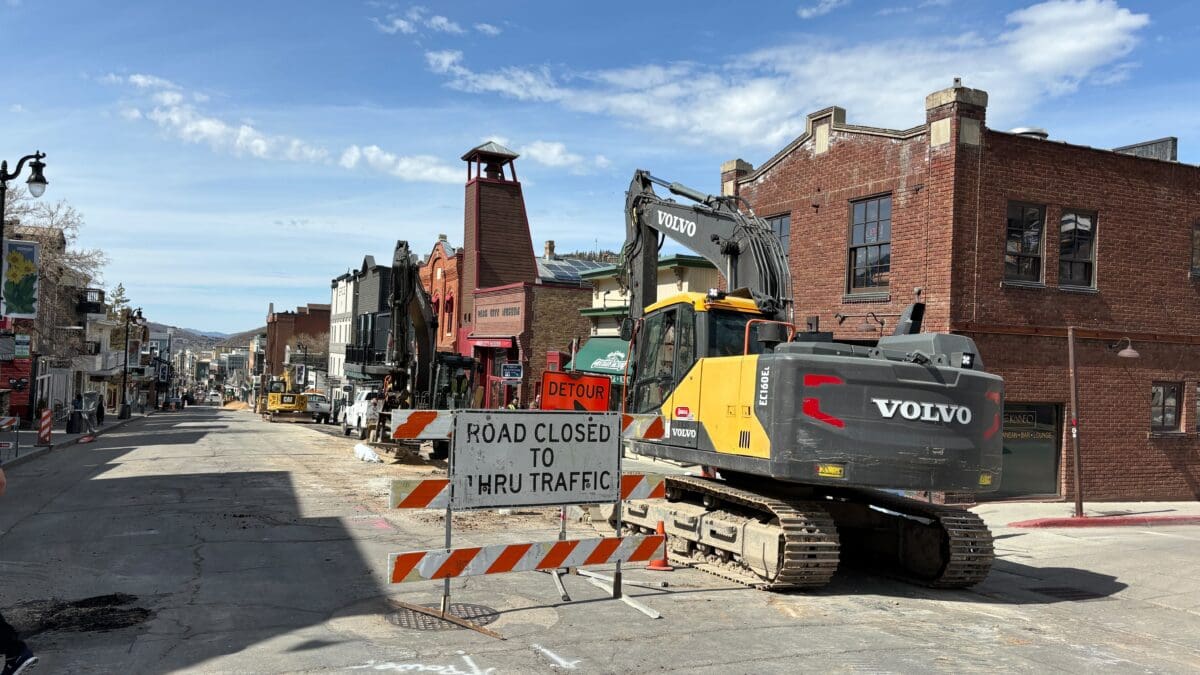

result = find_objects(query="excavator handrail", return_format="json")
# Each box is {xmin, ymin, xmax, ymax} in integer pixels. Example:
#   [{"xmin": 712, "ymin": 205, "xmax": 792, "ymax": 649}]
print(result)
[{"xmin": 744, "ymin": 319, "xmax": 796, "ymax": 355}]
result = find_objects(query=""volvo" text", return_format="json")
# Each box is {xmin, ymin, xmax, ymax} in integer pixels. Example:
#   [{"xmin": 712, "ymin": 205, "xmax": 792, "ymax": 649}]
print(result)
[
  {"xmin": 871, "ymin": 398, "xmax": 973, "ymax": 425},
  {"xmin": 657, "ymin": 211, "xmax": 697, "ymax": 237}
]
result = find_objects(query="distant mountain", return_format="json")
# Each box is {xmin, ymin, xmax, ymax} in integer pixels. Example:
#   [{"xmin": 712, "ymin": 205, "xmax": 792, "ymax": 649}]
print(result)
[
  {"xmin": 185, "ymin": 328, "xmax": 230, "ymax": 339},
  {"xmin": 216, "ymin": 326, "xmax": 267, "ymax": 348}
]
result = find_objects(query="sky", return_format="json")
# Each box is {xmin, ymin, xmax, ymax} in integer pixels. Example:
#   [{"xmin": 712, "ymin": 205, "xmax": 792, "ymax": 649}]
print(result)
[{"xmin": 1, "ymin": 0, "xmax": 1195, "ymax": 333}]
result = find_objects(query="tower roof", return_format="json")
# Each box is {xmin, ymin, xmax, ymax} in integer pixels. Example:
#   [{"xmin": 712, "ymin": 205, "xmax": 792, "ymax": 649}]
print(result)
[{"xmin": 461, "ymin": 141, "xmax": 519, "ymax": 161}]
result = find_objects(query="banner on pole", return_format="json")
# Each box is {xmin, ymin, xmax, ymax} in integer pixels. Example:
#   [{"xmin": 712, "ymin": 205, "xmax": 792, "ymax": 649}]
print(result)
[{"xmin": 2, "ymin": 240, "xmax": 39, "ymax": 319}]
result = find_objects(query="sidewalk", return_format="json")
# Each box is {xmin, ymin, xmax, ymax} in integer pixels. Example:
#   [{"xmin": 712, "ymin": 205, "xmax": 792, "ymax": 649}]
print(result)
[
  {"xmin": 0, "ymin": 409, "xmax": 154, "ymax": 467},
  {"xmin": 973, "ymin": 499, "xmax": 1200, "ymax": 528}
]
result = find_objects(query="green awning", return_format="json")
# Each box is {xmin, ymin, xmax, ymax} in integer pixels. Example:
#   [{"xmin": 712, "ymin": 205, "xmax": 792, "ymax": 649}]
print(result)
[{"xmin": 564, "ymin": 337, "xmax": 630, "ymax": 377}]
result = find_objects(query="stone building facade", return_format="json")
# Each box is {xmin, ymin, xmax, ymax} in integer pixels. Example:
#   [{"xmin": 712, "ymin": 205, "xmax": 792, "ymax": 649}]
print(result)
[{"xmin": 723, "ymin": 82, "xmax": 1200, "ymax": 500}]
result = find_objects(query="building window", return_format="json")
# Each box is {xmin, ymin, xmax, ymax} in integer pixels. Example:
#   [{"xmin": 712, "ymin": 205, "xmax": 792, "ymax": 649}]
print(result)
[
  {"xmin": 766, "ymin": 213, "xmax": 790, "ymax": 257},
  {"xmin": 1059, "ymin": 210, "xmax": 1096, "ymax": 287},
  {"xmin": 1192, "ymin": 223, "xmax": 1200, "ymax": 276},
  {"xmin": 444, "ymin": 297, "xmax": 454, "ymax": 336},
  {"xmin": 1005, "ymin": 202, "xmax": 1045, "ymax": 283},
  {"xmin": 847, "ymin": 195, "xmax": 891, "ymax": 292},
  {"xmin": 1150, "ymin": 382, "xmax": 1181, "ymax": 432}
]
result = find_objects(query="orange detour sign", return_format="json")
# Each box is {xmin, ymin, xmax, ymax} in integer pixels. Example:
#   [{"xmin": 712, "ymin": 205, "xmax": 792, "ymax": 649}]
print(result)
[{"xmin": 541, "ymin": 370, "xmax": 611, "ymax": 411}]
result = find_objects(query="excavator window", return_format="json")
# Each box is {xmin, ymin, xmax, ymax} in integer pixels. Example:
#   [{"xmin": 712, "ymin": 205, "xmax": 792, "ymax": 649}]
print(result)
[
  {"xmin": 708, "ymin": 310, "xmax": 764, "ymax": 357},
  {"xmin": 629, "ymin": 304, "xmax": 696, "ymax": 413}
]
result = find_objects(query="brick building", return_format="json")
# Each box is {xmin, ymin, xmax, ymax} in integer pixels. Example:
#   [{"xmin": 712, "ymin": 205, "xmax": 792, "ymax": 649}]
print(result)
[
  {"xmin": 264, "ymin": 303, "xmax": 330, "ymax": 380},
  {"xmin": 456, "ymin": 142, "xmax": 594, "ymax": 407},
  {"xmin": 723, "ymin": 81, "xmax": 1200, "ymax": 501},
  {"xmin": 418, "ymin": 235, "xmax": 463, "ymax": 353}
]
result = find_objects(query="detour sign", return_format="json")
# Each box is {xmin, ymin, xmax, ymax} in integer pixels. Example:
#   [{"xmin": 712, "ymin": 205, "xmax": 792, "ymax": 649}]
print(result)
[{"xmin": 542, "ymin": 370, "xmax": 612, "ymax": 411}]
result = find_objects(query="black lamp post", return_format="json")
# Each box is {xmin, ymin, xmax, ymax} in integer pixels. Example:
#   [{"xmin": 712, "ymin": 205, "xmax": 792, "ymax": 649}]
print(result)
[
  {"xmin": 119, "ymin": 307, "xmax": 143, "ymax": 419},
  {"xmin": 0, "ymin": 151, "xmax": 48, "ymax": 313}
]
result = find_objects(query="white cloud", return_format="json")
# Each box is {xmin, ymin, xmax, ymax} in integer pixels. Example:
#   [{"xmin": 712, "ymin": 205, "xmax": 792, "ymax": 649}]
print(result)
[
  {"xmin": 424, "ymin": 0, "xmax": 1151, "ymax": 148},
  {"xmin": 523, "ymin": 141, "xmax": 583, "ymax": 168},
  {"xmin": 153, "ymin": 90, "xmax": 184, "ymax": 106},
  {"xmin": 372, "ymin": 15, "xmax": 415, "ymax": 34},
  {"xmin": 339, "ymin": 144, "xmax": 461, "ymax": 183},
  {"xmin": 594, "ymin": 154, "xmax": 612, "ymax": 169},
  {"xmin": 120, "ymin": 107, "xmax": 142, "ymax": 120},
  {"xmin": 475, "ymin": 22, "xmax": 502, "ymax": 36},
  {"xmin": 144, "ymin": 103, "xmax": 329, "ymax": 162},
  {"xmin": 797, "ymin": 0, "xmax": 849, "ymax": 19},
  {"xmin": 128, "ymin": 73, "xmax": 180, "ymax": 90},
  {"xmin": 8, "ymin": 103, "xmax": 24, "ymax": 113},
  {"xmin": 426, "ymin": 15, "xmax": 464, "ymax": 34}
]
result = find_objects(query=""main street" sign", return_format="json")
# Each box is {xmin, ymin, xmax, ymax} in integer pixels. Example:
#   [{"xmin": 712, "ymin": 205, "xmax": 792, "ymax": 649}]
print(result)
[{"xmin": 451, "ymin": 410, "xmax": 620, "ymax": 509}]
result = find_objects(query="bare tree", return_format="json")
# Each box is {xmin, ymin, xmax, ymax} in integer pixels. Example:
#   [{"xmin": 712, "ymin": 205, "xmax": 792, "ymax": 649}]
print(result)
[{"xmin": 287, "ymin": 331, "xmax": 329, "ymax": 364}]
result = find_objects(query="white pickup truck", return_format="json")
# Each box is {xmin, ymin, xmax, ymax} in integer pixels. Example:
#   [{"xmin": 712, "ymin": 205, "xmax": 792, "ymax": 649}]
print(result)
[
  {"xmin": 340, "ymin": 388, "xmax": 381, "ymax": 439},
  {"xmin": 305, "ymin": 393, "xmax": 333, "ymax": 424}
]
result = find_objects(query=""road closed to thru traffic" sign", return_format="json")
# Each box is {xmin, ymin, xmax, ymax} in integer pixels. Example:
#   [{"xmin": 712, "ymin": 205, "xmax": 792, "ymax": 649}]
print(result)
[{"xmin": 451, "ymin": 410, "xmax": 621, "ymax": 509}]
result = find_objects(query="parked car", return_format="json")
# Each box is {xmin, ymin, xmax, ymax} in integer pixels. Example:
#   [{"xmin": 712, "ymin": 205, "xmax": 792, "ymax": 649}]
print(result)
[
  {"xmin": 305, "ymin": 392, "xmax": 332, "ymax": 424},
  {"xmin": 206, "ymin": 391, "xmax": 223, "ymax": 405}
]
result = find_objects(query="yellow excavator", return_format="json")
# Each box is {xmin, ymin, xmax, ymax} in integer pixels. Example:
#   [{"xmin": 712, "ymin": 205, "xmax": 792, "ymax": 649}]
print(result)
[{"xmin": 617, "ymin": 170, "xmax": 1003, "ymax": 589}]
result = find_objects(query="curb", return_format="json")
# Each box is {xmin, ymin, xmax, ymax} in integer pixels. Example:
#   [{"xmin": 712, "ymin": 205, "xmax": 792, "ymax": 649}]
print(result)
[
  {"xmin": 1008, "ymin": 514, "xmax": 1200, "ymax": 528},
  {"xmin": 0, "ymin": 413, "xmax": 152, "ymax": 469}
]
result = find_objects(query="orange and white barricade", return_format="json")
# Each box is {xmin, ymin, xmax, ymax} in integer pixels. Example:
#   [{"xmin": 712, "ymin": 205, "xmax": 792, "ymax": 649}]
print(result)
[
  {"xmin": 620, "ymin": 413, "xmax": 665, "ymax": 440},
  {"xmin": 389, "ymin": 410, "xmax": 454, "ymax": 441},
  {"xmin": 389, "ymin": 535, "xmax": 664, "ymax": 584},
  {"xmin": 390, "ymin": 474, "xmax": 666, "ymax": 510}
]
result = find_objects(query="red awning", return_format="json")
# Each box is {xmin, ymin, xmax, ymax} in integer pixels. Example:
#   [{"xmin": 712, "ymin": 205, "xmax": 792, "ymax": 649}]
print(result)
[{"xmin": 468, "ymin": 336, "xmax": 513, "ymax": 349}]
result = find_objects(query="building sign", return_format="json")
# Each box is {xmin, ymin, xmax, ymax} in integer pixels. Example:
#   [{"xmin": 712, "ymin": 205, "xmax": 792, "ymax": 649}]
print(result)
[
  {"xmin": 542, "ymin": 370, "xmax": 611, "ymax": 412},
  {"xmin": 13, "ymin": 334, "xmax": 30, "ymax": 359},
  {"xmin": 501, "ymin": 362, "xmax": 522, "ymax": 380},
  {"xmin": 590, "ymin": 350, "xmax": 627, "ymax": 372},
  {"xmin": 450, "ymin": 410, "xmax": 621, "ymax": 509},
  {"xmin": 2, "ymin": 240, "xmax": 39, "ymax": 319}
]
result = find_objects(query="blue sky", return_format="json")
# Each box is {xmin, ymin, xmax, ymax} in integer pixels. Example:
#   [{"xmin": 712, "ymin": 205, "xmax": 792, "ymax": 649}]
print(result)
[{"xmin": 1, "ymin": 0, "xmax": 1194, "ymax": 332}]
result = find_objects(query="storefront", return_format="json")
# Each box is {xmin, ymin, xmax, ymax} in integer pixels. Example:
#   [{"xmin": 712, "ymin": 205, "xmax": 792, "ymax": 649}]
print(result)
[
  {"xmin": 564, "ymin": 337, "xmax": 629, "ymax": 410},
  {"xmin": 991, "ymin": 403, "xmax": 1062, "ymax": 499},
  {"xmin": 467, "ymin": 336, "xmax": 519, "ymax": 409}
]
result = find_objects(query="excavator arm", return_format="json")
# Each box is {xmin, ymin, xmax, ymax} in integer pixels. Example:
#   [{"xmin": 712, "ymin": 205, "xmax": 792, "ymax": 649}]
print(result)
[
  {"xmin": 388, "ymin": 240, "xmax": 437, "ymax": 402},
  {"xmin": 622, "ymin": 170, "xmax": 793, "ymax": 321}
]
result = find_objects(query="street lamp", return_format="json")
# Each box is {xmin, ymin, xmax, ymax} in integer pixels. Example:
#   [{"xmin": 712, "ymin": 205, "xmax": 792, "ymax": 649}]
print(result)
[
  {"xmin": 1066, "ymin": 327, "xmax": 1140, "ymax": 518},
  {"xmin": 119, "ymin": 307, "xmax": 144, "ymax": 419},
  {"xmin": 0, "ymin": 151, "xmax": 48, "ymax": 313}
]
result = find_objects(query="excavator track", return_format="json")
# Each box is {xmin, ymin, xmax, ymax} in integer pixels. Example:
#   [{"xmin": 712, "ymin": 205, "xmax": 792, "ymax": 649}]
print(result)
[
  {"xmin": 622, "ymin": 475, "xmax": 840, "ymax": 590},
  {"xmin": 814, "ymin": 485, "xmax": 994, "ymax": 589}
]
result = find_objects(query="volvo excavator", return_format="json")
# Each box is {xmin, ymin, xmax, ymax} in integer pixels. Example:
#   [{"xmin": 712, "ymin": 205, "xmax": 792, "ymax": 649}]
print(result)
[{"xmin": 617, "ymin": 170, "xmax": 1003, "ymax": 590}]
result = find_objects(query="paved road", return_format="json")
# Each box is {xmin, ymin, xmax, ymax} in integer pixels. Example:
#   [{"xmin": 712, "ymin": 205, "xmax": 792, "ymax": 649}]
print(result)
[{"xmin": 2, "ymin": 408, "xmax": 1198, "ymax": 673}]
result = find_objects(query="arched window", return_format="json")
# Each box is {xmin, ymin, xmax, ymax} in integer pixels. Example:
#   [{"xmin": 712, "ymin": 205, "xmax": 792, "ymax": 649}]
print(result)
[
  {"xmin": 444, "ymin": 296, "xmax": 455, "ymax": 336},
  {"xmin": 431, "ymin": 297, "xmax": 441, "ymax": 329}
]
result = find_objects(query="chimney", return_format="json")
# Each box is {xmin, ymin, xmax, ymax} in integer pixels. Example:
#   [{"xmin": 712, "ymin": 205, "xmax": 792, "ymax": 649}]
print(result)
[
  {"xmin": 438, "ymin": 233, "xmax": 448, "ymax": 241},
  {"xmin": 544, "ymin": 240, "xmax": 556, "ymax": 260},
  {"xmin": 926, "ymin": 78, "xmax": 987, "ymax": 149},
  {"xmin": 720, "ymin": 159, "xmax": 753, "ymax": 197}
]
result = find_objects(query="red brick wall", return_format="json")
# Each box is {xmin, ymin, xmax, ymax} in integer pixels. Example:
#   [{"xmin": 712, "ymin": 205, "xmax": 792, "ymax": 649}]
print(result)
[
  {"xmin": 419, "ymin": 242, "xmax": 463, "ymax": 352},
  {"xmin": 975, "ymin": 333, "xmax": 1200, "ymax": 500},
  {"xmin": 954, "ymin": 131, "xmax": 1200, "ymax": 332},
  {"xmin": 475, "ymin": 180, "xmax": 538, "ymax": 289},
  {"xmin": 731, "ymin": 88, "xmax": 1200, "ymax": 500},
  {"xmin": 736, "ymin": 120, "xmax": 945, "ymax": 335},
  {"xmin": 528, "ymin": 285, "xmax": 593, "ymax": 403}
]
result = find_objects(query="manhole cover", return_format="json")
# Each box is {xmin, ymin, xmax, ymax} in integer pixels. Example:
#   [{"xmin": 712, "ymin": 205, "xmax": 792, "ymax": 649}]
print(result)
[
  {"xmin": 387, "ymin": 603, "xmax": 499, "ymax": 631},
  {"xmin": 1027, "ymin": 586, "xmax": 1107, "ymax": 601}
]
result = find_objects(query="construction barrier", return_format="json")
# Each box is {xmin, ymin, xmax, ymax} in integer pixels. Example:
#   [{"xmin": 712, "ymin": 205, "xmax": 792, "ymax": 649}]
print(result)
[
  {"xmin": 389, "ymin": 409, "xmax": 454, "ymax": 441},
  {"xmin": 389, "ymin": 473, "xmax": 665, "ymax": 510},
  {"xmin": 0, "ymin": 416, "xmax": 19, "ymax": 431},
  {"xmin": 37, "ymin": 409, "xmax": 52, "ymax": 446},
  {"xmin": 389, "ymin": 535, "xmax": 664, "ymax": 584},
  {"xmin": 620, "ymin": 413, "xmax": 664, "ymax": 440}
]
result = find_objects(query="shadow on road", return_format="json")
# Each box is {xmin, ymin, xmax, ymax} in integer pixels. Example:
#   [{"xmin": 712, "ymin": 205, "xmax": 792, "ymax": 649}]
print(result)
[{"xmin": 0, "ymin": 407, "xmax": 389, "ymax": 672}]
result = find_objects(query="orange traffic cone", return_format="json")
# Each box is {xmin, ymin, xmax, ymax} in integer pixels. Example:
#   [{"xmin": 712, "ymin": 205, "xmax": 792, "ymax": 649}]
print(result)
[{"xmin": 646, "ymin": 520, "xmax": 674, "ymax": 571}]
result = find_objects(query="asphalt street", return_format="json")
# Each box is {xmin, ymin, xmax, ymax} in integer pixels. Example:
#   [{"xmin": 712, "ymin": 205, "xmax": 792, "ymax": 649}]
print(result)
[{"xmin": 1, "ymin": 407, "xmax": 1199, "ymax": 673}]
